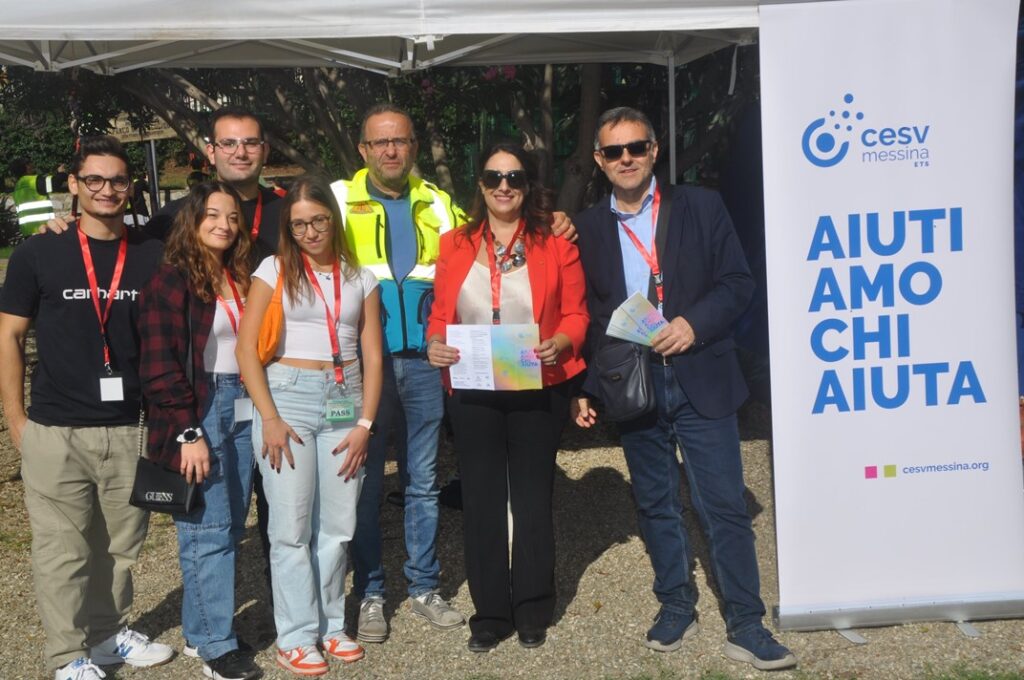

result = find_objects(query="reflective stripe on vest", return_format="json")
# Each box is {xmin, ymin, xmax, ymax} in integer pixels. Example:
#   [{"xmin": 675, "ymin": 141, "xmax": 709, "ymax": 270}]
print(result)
[
  {"xmin": 364, "ymin": 262, "xmax": 436, "ymax": 282},
  {"xmin": 16, "ymin": 199, "xmax": 53, "ymax": 212},
  {"xmin": 19, "ymin": 212, "xmax": 55, "ymax": 226}
]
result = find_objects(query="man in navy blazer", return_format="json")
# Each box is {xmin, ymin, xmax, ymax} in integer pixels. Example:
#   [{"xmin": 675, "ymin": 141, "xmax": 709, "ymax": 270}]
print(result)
[{"xmin": 573, "ymin": 107, "xmax": 796, "ymax": 671}]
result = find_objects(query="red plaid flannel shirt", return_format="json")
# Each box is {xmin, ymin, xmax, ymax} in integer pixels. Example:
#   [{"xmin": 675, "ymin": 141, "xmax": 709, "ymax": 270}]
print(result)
[{"xmin": 138, "ymin": 263, "xmax": 215, "ymax": 468}]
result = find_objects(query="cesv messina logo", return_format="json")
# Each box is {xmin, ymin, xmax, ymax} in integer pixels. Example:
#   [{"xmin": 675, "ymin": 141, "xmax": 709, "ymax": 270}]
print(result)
[
  {"xmin": 801, "ymin": 93, "xmax": 864, "ymax": 167},
  {"xmin": 801, "ymin": 93, "xmax": 932, "ymax": 168}
]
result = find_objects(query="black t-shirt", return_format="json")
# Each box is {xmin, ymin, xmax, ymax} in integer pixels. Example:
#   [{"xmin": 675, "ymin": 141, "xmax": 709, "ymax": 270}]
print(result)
[
  {"xmin": 0, "ymin": 224, "xmax": 163, "ymax": 426},
  {"xmin": 144, "ymin": 186, "xmax": 283, "ymax": 258}
]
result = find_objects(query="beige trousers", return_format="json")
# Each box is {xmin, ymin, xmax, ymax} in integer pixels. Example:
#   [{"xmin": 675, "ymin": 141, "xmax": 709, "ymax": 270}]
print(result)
[{"xmin": 20, "ymin": 420, "xmax": 149, "ymax": 671}]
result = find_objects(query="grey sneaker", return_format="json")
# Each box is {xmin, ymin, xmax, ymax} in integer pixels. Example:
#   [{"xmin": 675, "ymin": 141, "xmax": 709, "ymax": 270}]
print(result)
[
  {"xmin": 410, "ymin": 591, "xmax": 465, "ymax": 629},
  {"xmin": 357, "ymin": 597, "xmax": 389, "ymax": 643}
]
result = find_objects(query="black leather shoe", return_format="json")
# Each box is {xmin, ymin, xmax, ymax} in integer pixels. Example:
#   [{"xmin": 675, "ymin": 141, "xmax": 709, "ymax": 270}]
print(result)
[
  {"xmin": 467, "ymin": 630, "xmax": 511, "ymax": 653},
  {"xmin": 518, "ymin": 630, "xmax": 546, "ymax": 649}
]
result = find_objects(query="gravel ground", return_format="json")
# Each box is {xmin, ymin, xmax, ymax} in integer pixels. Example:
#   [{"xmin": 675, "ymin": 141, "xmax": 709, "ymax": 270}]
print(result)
[{"xmin": 2, "ymin": 402, "xmax": 1024, "ymax": 680}]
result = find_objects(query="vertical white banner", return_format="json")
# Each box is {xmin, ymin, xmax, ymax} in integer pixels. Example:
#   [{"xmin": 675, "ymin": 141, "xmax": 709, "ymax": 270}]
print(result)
[{"xmin": 761, "ymin": 0, "xmax": 1024, "ymax": 629}]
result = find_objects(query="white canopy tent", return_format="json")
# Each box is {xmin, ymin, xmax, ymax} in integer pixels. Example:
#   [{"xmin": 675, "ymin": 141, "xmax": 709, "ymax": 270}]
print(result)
[
  {"xmin": 2, "ymin": 2, "xmax": 759, "ymax": 75},
  {"xmin": 0, "ymin": 1, "xmax": 770, "ymax": 182}
]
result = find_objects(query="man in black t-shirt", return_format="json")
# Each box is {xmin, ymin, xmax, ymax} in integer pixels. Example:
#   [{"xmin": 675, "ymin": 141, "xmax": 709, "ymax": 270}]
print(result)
[
  {"xmin": 145, "ymin": 106, "xmax": 284, "ymax": 258},
  {"xmin": 0, "ymin": 137, "xmax": 172, "ymax": 680}
]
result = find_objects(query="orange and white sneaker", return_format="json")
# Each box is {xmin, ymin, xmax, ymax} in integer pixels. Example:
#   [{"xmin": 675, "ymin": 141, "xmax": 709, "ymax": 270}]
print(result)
[
  {"xmin": 276, "ymin": 645, "xmax": 328, "ymax": 676},
  {"xmin": 321, "ymin": 633, "xmax": 365, "ymax": 663}
]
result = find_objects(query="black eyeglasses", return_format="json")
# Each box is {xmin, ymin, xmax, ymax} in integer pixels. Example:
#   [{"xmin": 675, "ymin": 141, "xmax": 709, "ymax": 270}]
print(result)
[
  {"xmin": 288, "ymin": 214, "xmax": 331, "ymax": 236},
  {"xmin": 77, "ymin": 174, "xmax": 131, "ymax": 193},
  {"xmin": 480, "ymin": 169, "xmax": 527, "ymax": 190},
  {"xmin": 598, "ymin": 140, "xmax": 653, "ymax": 161},
  {"xmin": 361, "ymin": 137, "xmax": 415, "ymax": 152},
  {"xmin": 213, "ymin": 138, "xmax": 265, "ymax": 153}
]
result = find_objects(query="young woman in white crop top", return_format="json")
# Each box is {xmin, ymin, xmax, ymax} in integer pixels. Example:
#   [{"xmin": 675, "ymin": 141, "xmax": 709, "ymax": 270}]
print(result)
[{"xmin": 236, "ymin": 174, "xmax": 382, "ymax": 674}]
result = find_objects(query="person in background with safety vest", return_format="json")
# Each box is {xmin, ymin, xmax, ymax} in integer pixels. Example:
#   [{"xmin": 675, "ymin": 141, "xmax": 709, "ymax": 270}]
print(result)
[
  {"xmin": 334, "ymin": 104, "xmax": 577, "ymax": 646},
  {"xmin": 8, "ymin": 158, "xmax": 68, "ymax": 237}
]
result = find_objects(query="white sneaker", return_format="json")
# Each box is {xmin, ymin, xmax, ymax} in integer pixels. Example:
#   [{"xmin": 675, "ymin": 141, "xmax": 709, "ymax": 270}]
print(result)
[
  {"xmin": 55, "ymin": 657, "xmax": 106, "ymax": 680},
  {"xmin": 90, "ymin": 627, "xmax": 174, "ymax": 667},
  {"xmin": 183, "ymin": 642, "xmax": 200, "ymax": 658}
]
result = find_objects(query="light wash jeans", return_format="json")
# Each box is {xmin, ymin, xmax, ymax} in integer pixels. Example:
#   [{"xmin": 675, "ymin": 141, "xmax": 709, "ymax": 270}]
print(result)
[
  {"xmin": 175, "ymin": 374, "xmax": 254, "ymax": 661},
  {"xmin": 352, "ymin": 356, "xmax": 443, "ymax": 599},
  {"xmin": 254, "ymin": 362, "xmax": 365, "ymax": 650}
]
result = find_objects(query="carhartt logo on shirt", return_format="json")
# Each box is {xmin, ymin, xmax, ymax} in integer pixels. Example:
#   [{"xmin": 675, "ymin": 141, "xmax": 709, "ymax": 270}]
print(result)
[{"xmin": 62, "ymin": 288, "xmax": 140, "ymax": 301}]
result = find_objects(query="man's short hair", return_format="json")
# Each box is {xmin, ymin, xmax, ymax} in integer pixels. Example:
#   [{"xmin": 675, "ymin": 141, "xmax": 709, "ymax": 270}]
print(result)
[
  {"xmin": 207, "ymin": 106, "xmax": 264, "ymax": 141},
  {"xmin": 360, "ymin": 103, "xmax": 415, "ymax": 142},
  {"xmin": 8, "ymin": 157, "xmax": 31, "ymax": 178},
  {"xmin": 70, "ymin": 136, "xmax": 131, "ymax": 176},
  {"xmin": 593, "ymin": 107, "xmax": 657, "ymax": 150}
]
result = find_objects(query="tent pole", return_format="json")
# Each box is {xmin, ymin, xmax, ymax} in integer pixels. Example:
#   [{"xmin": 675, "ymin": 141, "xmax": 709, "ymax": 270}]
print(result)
[{"xmin": 667, "ymin": 52, "xmax": 677, "ymax": 185}]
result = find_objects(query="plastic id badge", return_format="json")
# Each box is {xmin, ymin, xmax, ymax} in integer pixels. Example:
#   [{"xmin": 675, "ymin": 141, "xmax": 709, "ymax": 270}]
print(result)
[
  {"xmin": 326, "ymin": 397, "xmax": 356, "ymax": 423},
  {"xmin": 234, "ymin": 397, "xmax": 254, "ymax": 423},
  {"xmin": 99, "ymin": 374, "xmax": 125, "ymax": 402}
]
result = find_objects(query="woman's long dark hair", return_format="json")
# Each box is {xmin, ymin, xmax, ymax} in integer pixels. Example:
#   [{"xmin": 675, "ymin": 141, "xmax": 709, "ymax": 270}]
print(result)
[
  {"xmin": 277, "ymin": 174, "xmax": 358, "ymax": 303},
  {"xmin": 164, "ymin": 180, "xmax": 252, "ymax": 303},
  {"xmin": 461, "ymin": 142, "xmax": 554, "ymax": 244}
]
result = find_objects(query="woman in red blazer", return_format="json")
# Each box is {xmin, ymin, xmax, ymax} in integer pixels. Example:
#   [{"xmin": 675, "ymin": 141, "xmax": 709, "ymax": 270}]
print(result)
[{"xmin": 426, "ymin": 142, "xmax": 588, "ymax": 653}]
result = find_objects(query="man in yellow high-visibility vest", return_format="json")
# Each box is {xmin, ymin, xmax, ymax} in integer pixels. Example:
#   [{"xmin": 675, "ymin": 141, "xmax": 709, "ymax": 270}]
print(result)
[{"xmin": 9, "ymin": 158, "xmax": 68, "ymax": 237}]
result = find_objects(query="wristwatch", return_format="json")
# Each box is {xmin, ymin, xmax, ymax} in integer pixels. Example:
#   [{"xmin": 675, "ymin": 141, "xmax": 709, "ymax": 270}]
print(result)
[
  {"xmin": 176, "ymin": 427, "xmax": 203, "ymax": 444},
  {"xmin": 357, "ymin": 418, "xmax": 377, "ymax": 435}
]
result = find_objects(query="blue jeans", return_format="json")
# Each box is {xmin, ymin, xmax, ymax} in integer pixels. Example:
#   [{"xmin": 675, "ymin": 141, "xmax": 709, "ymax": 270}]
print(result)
[
  {"xmin": 618, "ymin": 363, "xmax": 766, "ymax": 635},
  {"xmin": 254, "ymin": 363, "xmax": 365, "ymax": 650},
  {"xmin": 352, "ymin": 356, "xmax": 443, "ymax": 599},
  {"xmin": 175, "ymin": 374, "xmax": 254, "ymax": 661}
]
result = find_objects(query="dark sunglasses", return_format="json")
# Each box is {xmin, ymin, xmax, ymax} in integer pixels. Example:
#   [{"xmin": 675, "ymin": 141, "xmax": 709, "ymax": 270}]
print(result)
[
  {"xmin": 480, "ymin": 169, "xmax": 527, "ymax": 190},
  {"xmin": 598, "ymin": 140, "xmax": 653, "ymax": 161}
]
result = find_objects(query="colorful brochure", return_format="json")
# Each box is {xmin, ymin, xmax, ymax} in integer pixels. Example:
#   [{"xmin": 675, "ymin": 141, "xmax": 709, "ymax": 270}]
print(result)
[
  {"xmin": 447, "ymin": 323, "xmax": 542, "ymax": 391},
  {"xmin": 605, "ymin": 292, "xmax": 668, "ymax": 346}
]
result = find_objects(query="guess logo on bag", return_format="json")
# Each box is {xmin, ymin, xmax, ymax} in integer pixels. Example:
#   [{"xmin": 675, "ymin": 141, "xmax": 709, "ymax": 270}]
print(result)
[{"xmin": 144, "ymin": 491, "xmax": 175, "ymax": 503}]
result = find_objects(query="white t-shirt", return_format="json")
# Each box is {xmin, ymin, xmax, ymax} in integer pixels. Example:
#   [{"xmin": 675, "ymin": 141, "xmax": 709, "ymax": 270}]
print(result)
[
  {"xmin": 253, "ymin": 256, "xmax": 378, "ymax": 362},
  {"xmin": 203, "ymin": 298, "xmax": 242, "ymax": 374}
]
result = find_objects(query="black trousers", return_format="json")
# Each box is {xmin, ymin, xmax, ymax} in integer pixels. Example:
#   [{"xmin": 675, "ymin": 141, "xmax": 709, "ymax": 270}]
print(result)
[{"xmin": 448, "ymin": 382, "xmax": 570, "ymax": 637}]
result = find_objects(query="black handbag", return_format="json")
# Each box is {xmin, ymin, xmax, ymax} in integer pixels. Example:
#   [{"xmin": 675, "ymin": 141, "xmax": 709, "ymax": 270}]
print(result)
[
  {"xmin": 129, "ymin": 292, "xmax": 203, "ymax": 515},
  {"xmin": 129, "ymin": 411, "xmax": 204, "ymax": 514},
  {"xmin": 592, "ymin": 341, "xmax": 655, "ymax": 422}
]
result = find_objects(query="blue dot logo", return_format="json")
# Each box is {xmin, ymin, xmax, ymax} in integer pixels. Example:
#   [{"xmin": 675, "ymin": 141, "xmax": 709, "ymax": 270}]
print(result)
[{"xmin": 801, "ymin": 93, "xmax": 864, "ymax": 168}]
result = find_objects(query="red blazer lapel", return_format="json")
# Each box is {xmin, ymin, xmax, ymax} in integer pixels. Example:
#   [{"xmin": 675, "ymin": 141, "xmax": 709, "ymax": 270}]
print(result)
[{"xmin": 526, "ymin": 235, "xmax": 547, "ymax": 325}]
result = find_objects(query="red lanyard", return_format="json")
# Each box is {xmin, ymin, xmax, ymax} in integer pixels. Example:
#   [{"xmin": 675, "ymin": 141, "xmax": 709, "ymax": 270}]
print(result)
[
  {"xmin": 617, "ymin": 186, "xmax": 663, "ymax": 304},
  {"xmin": 215, "ymin": 271, "xmax": 245, "ymax": 336},
  {"xmin": 484, "ymin": 219, "xmax": 526, "ymax": 325},
  {"xmin": 249, "ymin": 191, "xmax": 264, "ymax": 239},
  {"xmin": 76, "ymin": 227, "xmax": 128, "ymax": 374},
  {"xmin": 302, "ymin": 255, "xmax": 345, "ymax": 384}
]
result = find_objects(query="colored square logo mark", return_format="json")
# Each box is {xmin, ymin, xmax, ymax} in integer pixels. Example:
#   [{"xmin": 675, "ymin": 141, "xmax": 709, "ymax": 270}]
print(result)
[
  {"xmin": 884, "ymin": 464, "xmax": 897, "ymax": 478},
  {"xmin": 864, "ymin": 466, "xmax": 878, "ymax": 479}
]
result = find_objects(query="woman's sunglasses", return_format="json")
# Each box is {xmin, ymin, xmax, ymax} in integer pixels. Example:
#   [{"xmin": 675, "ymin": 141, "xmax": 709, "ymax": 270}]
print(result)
[
  {"xmin": 598, "ymin": 140, "xmax": 653, "ymax": 161},
  {"xmin": 480, "ymin": 169, "xmax": 527, "ymax": 190}
]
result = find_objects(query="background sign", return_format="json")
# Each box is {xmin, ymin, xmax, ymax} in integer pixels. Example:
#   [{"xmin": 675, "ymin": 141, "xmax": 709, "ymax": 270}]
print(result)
[{"xmin": 760, "ymin": 0, "xmax": 1024, "ymax": 629}]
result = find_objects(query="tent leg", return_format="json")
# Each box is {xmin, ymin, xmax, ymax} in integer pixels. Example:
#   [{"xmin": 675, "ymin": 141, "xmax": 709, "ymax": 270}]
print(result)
[
  {"xmin": 668, "ymin": 53, "xmax": 677, "ymax": 186},
  {"xmin": 147, "ymin": 139, "xmax": 161, "ymax": 210}
]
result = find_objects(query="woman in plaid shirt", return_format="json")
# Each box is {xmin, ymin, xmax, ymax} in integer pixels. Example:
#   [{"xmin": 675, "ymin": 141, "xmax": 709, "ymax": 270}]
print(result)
[{"xmin": 138, "ymin": 181, "xmax": 262, "ymax": 680}]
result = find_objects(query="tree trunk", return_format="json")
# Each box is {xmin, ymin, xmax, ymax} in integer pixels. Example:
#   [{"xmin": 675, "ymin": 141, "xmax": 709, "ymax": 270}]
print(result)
[
  {"xmin": 557, "ymin": 64, "xmax": 602, "ymax": 214},
  {"xmin": 303, "ymin": 68, "xmax": 361, "ymax": 176},
  {"xmin": 539, "ymin": 64, "xmax": 555, "ymax": 187},
  {"xmin": 423, "ymin": 117, "xmax": 454, "ymax": 195}
]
